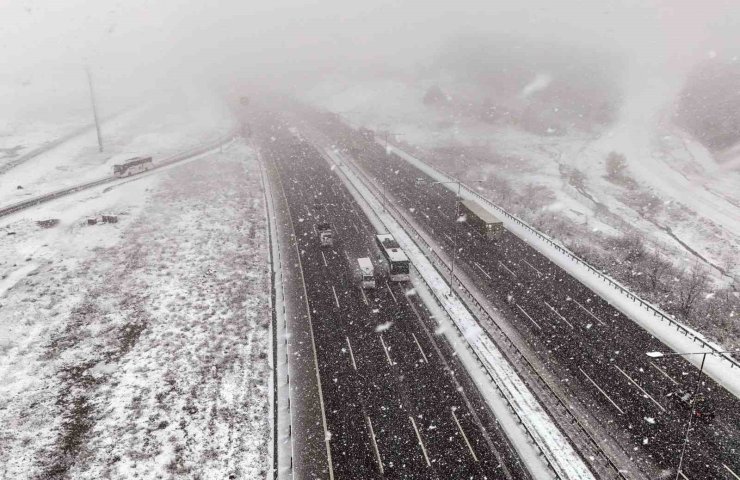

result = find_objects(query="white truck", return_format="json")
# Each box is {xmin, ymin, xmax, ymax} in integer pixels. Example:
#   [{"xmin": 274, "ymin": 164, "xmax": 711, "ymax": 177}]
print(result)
[
  {"xmin": 315, "ymin": 222, "xmax": 334, "ymax": 247},
  {"xmin": 357, "ymin": 257, "xmax": 376, "ymax": 289}
]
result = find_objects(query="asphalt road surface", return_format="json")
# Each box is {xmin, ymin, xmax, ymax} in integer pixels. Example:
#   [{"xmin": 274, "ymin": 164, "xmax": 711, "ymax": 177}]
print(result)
[
  {"xmin": 313, "ymin": 116, "xmax": 740, "ymax": 480},
  {"xmin": 257, "ymin": 114, "xmax": 532, "ymax": 480}
]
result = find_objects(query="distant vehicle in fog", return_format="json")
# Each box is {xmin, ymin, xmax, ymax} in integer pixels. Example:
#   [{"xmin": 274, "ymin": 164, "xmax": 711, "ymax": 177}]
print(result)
[
  {"xmin": 459, "ymin": 199, "xmax": 504, "ymax": 240},
  {"xmin": 315, "ymin": 222, "xmax": 334, "ymax": 247},
  {"xmin": 113, "ymin": 156, "xmax": 153, "ymax": 177},
  {"xmin": 359, "ymin": 127, "xmax": 375, "ymax": 141}
]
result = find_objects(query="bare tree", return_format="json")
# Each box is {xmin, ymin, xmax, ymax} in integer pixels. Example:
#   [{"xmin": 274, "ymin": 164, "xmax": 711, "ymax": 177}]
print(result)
[
  {"xmin": 644, "ymin": 248, "xmax": 670, "ymax": 293},
  {"xmin": 676, "ymin": 262, "xmax": 709, "ymax": 317}
]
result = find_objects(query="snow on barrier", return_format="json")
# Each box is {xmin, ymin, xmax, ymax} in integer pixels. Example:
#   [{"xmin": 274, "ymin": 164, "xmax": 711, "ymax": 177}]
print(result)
[
  {"xmin": 384, "ymin": 142, "xmax": 740, "ymax": 399},
  {"xmin": 322, "ymin": 146, "xmax": 595, "ymax": 480}
]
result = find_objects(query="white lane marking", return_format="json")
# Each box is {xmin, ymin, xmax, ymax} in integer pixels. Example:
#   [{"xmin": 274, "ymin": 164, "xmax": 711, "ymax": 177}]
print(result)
[
  {"xmin": 352, "ymin": 222, "xmax": 360, "ymax": 233},
  {"xmin": 579, "ymin": 367, "xmax": 625, "ymax": 415},
  {"xmin": 411, "ymin": 333, "xmax": 428, "ymax": 364},
  {"xmin": 332, "ymin": 285, "xmax": 340, "ymax": 308},
  {"xmin": 321, "ymin": 251, "xmax": 328, "ymax": 267},
  {"xmin": 278, "ymin": 179, "xmax": 335, "ymax": 479},
  {"xmin": 409, "ymin": 416, "xmax": 431, "ymax": 467},
  {"xmin": 366, "ymin": 416, "xmax": 384, "ymax": 474},
  {"xmin": 360, "ymin": 286, "xmax": 369, "ymax": 305},
  {"xmin": 515, "ymin": 304, "xmax": 542, "ymax": 330},
  {"xmin": 499, "ymin": 261, "xmax": 517, "ymax": 278},
  {"xmin": 346, "ymin": 337, "xmax": 357, "ymax": 371},
  {"xmin": 385, "ymin": 281, "xmax": 398, "ymax": 303},
  {"xmin": 451, "ymin": 408, "xmax": 479, "ymax": 462},
  {"xmin": 523, "ymin": 259, "xmax": 543, "ymax": 276},
  {"xmin": 406, "ymin": 297, "xmax": 506, "ymax": 469},
  {"xmin": 474, "ymin": 261, "xmax": 491, "ymax": 279},
  {"xmin": 379, "ymin": 334, "xmax": 393, "ymax": 366},
  {"xmin": 614, "ymin": 365, "xmax": 666, "ymax": 412},
  {"xmin": 723, "ymin": 463, "xmax": 740, "ymax": 480},
  {"xmin": 443, "ymin": 232, "xmax": 454, "ymax": 242},
  {"xmin": 544, "ymin": 301, "xmax": 574, "ymax": 329},
  {"xmin": 679, "ymin": 471, "xmax": 690, "ymax": 480},
  {"xmin": 574, "ymin": 299, "xmax": 606, "ymax": 326},
  {"xmin": 649, "ymin": 360, "xmax": 679, "ymax": 385}
]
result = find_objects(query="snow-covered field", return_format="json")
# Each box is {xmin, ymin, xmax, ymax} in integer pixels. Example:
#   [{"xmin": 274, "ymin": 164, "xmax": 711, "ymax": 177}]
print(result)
[
  {"xmin": 0, "ymin": 93, "xmax": 235, "ymax": 207},
  {"xmin": 0, "ymin": 143, "xmax": 270, "ymax": 478}
]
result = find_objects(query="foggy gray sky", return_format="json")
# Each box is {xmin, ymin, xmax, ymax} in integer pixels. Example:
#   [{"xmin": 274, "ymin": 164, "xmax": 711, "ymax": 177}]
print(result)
[{"xmin": 2, "ymin": 0, "xmax": 739, "ymax": 116}]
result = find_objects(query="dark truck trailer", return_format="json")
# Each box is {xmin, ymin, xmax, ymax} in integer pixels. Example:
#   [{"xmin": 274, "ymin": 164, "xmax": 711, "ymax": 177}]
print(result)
[
  {"xmin": 459, "ymin": 199, "xmax": 504, "ymax": 240},
  {"xmin": 113, "ymin": 156, "xmax": 153, "ymax": 177}
]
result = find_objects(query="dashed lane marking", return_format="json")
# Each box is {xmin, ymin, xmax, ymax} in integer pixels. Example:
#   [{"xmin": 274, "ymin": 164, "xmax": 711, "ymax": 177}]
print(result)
[
  {"xmin": 346, "ymin": 337, "xmax": 357, "ymax": 371},
  {"xmin": 648, "ymin": 360, "xmax": 679, "ymax": 385},
  {"xmin": 321, "ymin": 251, "xmax": 328, "ymax": 267},
  {"xmin": 332, "ymin": 285, "xmax": 340, "ymax": 308},
  {"xmin": 614, "ymin": 365, "xmax": 665, "ymax": 412},
  {"xmin": 379, "ymin": 334, "xmax": 393, "ymax": 366},
  {"xmin": 366, "ymin": 416, "xmax": 384, "ymax": 474},
  {"xmin": 724, "ymin": 463, "xmax": 740, "ymax": 480},
  {"xmin": 385, "ymin": 281, "xmax": 398, "ymax": 303},
  {"xmin": 499, "ymin": 261, "xmax": 517, "ymax": 278},
  {"xmin": 579, "ymin": 367, "xmax": 625, "ymax": 415},
  {"xmin": 409, "ymin": 416, "xmax": 431, "ymax": 467},
  {"xmin": 474, "ymin": 261, "xmax": 491, "ymax": 279},
  {"xmin": 544, "ymin": 301, "xmax": 574, "ymax": 329},
  {"xmin": 411, "ymin": 333, "xmax": 428, "ymax": 364},
  {"xmin": 573, "ymin": 299, "xmax": 607, "ymax": 326},
  {"xmin": 451, "ymin": 408, "xmax": 479, "ymax": 462},
  {"xmin": 515, "ymin": 304, "xmax": 542, "ymax": 330},
  {"xmin": 360, "ymin": 286, "xmax": 369, "ymax": 305},
  {"xmin": 522, "ymin": 259, "xmax": 543, "ymax": 276}
]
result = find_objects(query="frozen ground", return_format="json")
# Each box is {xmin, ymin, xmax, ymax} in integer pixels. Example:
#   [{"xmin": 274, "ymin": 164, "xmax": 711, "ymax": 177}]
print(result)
[{"xmin": 0, "ymin": 143, "xmax": 270, "ymax": 478}]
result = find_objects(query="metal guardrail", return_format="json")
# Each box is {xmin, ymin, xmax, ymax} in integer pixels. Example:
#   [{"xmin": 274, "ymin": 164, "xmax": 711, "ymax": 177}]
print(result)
[
  {"xmin": 0, "ymin": 133, "xmax": 236, "ymax": 218},
  {"xmin": 385, "ymin": 143, "xmax": 739, "ymax": 371},
  {"xmin": 339, "ymin": 151, "xmax": 628, "ymax": 480}
]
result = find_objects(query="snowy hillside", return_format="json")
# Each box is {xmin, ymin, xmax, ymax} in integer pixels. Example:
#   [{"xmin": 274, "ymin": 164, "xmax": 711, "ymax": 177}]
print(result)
[{"xmin": 304, "ymin": 76, "xmax": 740, "ymax": 349}]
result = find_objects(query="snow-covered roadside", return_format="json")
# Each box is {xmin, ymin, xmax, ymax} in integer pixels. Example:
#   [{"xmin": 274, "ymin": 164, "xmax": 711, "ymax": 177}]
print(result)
[
  {"xmin": 0, "ymin": 96, "xmax": 235, "ymax": 207},
  {"xmin": 0, "ymin": 143, "xmax": 270, "ymax": 478},
  {"xmin": 387, "ymin": 142, "xmax": 740, "ymax": 399},
  {"xmin": 317, "ymin": 144, "xmax": 593, "ymax": 480}
]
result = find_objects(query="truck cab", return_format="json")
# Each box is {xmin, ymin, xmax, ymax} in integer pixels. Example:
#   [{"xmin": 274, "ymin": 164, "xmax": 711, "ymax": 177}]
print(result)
[
  {"xmin": 315, "ymin": 222, "xmax": 334, "ymax": 247},
  {"xmin": 357, "ymin": 257, "xmax": 376, "ymax": 289}
]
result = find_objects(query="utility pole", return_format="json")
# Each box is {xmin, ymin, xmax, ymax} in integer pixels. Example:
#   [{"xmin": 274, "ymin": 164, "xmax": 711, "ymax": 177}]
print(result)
[{"xmin": 86, "ymin": 67, "xmax": 103, "ymax": 152}]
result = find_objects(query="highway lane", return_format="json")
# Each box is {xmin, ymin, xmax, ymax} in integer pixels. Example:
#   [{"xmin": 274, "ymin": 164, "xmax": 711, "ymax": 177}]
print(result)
[
  {"xmin": 259, "ymin": 116, "xmax": 530, "ymax": 479},
  {"xmin": 323, "ymin": 120, "xmax": 740, "ymax": 480}
]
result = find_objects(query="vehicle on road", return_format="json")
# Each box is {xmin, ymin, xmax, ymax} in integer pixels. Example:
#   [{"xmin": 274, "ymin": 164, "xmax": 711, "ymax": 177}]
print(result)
[
  {"xmin": 668, "ymin": 389, "xmax": 716, "ymax": 422},
  {"xmin": 375, "ymin": 233, "xmax": 410, "ymax": 281},
  {"xmin": 113, "ymin": 156, "xmax": 153, "ymax": 177},
  {"xmin": 459, "ymin": 199, "xmax": 505, "ymax": 240},
  {"xmin": 315, "ymin": 222, "xmax": 334, "ymax": 247},
  {"xmin": 359, "ymin": 127, "xmax": 375, "ymax": 141},
  {"xmin": 357, "ymin": 257, "xmax": 376, "ymax": 289}
]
